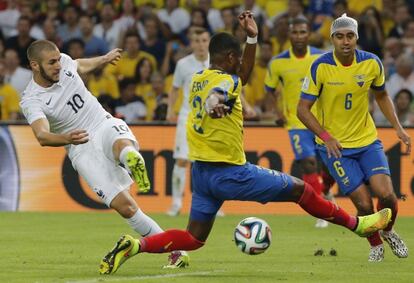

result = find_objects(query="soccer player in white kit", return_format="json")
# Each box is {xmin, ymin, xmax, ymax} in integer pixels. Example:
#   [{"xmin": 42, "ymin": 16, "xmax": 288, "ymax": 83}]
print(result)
[
  {"xmin": 166, "ymin": 27, "xmax": 210, "ymax": 216},
  {"xmin": 20, "ymin": 40, "xmax": 189, "ymax": 269}
]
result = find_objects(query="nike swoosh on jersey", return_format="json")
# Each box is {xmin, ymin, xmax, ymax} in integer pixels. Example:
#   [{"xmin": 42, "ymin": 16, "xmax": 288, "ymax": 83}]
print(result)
[{"xmin": 45, "ymin": 97, "xmax": 52, "ymax": 105}]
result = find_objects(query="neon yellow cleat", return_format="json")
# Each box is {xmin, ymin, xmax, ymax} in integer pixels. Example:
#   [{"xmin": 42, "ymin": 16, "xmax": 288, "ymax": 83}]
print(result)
[
  {"xmin": 163, "ymin": 251, "xmax": 190, "ymax": 269},
  {"xmin": 354, "ymin": 208, "xmax": 392, "ymax": 237},
  {"xmin": 126, "ymin": 151, "xmax": 150, "ymax": 193},
  {"xmin": 99, "ymin": 235, "xmax": 140, "ymax": 275}
]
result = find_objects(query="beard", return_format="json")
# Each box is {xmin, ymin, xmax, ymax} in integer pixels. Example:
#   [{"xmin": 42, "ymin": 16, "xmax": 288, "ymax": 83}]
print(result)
[{"xmin": 40, "ymin": 65, "xmax": 59, "ymax": 84}]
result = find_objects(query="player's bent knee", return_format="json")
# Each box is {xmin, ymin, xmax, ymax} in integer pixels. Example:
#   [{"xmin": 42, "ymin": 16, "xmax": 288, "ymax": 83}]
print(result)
[
  {"xmin": 290, "ymin": 176, "xmax": 305, "ymax": 202},
  {"xmin": 118, "ymin": 204, "xmax": 138, "ymax": 218}
]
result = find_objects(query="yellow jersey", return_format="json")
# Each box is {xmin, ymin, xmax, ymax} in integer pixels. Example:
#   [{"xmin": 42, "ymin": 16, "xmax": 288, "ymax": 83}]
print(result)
[
  {"xmin": 104, "ymin": 51, "xmax": 157, "ymax": 79},
  {"xmin": 0, "ymin": 84, "xmax": 20, "ymax": 120},
  {"xmin": 187, "ymin": 69, "xmax": 245, "ymax": 165},
  {"xmin": 301, "ymin": 49, "xmax": 385, "ymax": 148},
  {"xmin": 265, "ymin": 46, "xmax": 323, "ymax": 129}
]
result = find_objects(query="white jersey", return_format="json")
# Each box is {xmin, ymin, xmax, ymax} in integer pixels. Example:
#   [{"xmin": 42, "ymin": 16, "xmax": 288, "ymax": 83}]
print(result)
[
  {"xmin": 173, "ymin": 54, "xmax": 209, "ymax": 121},
  {"xmin": 20, "ymin": 53, "xmax": 108, "ymax": 150}
]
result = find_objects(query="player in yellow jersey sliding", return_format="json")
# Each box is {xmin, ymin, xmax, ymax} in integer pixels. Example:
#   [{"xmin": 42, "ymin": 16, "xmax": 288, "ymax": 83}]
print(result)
[
  {"xmin": 99, "ymin": 11, "xmax": 392, "ymax": 275},
  {"xmin": 298, "ymin": 14, "xmax": 411, "ymax": 262}
]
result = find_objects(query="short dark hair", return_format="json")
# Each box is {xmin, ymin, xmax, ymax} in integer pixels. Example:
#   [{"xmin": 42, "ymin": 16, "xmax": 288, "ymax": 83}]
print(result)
[
  {"xmin": 289, "ymin": 16, "xmax": 309, "ymax": 26},
  {"xmin": 27, "ymin": 40, "xmax": 58, "ymax": 62},
  {"xmin": 119, "ymin": 78, "xmax": 136, "ymax": 91},
  {"xmin": 209, "ymin": 32, "xmax": 241, "ymax": 58}
]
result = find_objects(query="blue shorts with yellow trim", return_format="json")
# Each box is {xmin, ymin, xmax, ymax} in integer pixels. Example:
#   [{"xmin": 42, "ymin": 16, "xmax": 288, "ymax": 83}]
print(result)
[
  {"xmin": 190, "ymin": 161, "xmax": 295, "ymax": 221},
  {"xmin": 316, "ymin": 140, "xmax": 390, "ymax": 195},
  {"xmin": 288, "ymin": 129, "xmax": 317, "ymax": 160}
]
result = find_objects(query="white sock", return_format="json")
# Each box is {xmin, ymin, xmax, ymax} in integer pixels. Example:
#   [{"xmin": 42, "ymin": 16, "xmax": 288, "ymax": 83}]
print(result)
[
  {"xmin": 171, "ymin": 164, "xmax": 186, "ymax": 208},
  {"xmin": 119, "ymin": 146, "xmax": 140, "ymax": 172},
  {"xmin": 126, "ymin": 208, "xmax": 163, "ymax": 237}
]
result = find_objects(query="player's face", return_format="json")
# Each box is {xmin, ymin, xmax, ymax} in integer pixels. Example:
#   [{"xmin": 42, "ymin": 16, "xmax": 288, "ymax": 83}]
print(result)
[
  {"xmin": 39, "ymin": 49, "xmax": 61, "ymax": 84},
  {"xmin": 289, "ymin": 23, "xmax": 309, "ymax": 49},
  {"xmin": 332, "ymin": 30, "xmax": 357, "ymax": 57},
  {"xmin": 191, "ymin": 32, "xmax": 210, "ymax": 58}
]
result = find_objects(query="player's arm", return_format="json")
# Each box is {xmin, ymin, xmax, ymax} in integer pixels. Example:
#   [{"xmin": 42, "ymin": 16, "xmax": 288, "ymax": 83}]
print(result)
[
  {"xmin": 297, "ymin": 98, "xmax": 342, "ymax": 158},
  {"xmin": 240, "ymin": 91, "xmax": 256, "ymax": 119},
  {"xmin": 373, "ymin": 89, "xmax": 411, "ymax": 154},
  {"xmin": 204, "ymin": 89, "xmax": 230, "ymax": 118},
  {"xmin": 166, "ymin": 86, "xmax": 180, "ymax": 122},
  {"xmin": 30, "ymin": 118, "xmax": 89, "ymax": 147},
  {"xmin": 76, "ymin": 48, "xmax": 122, "ymax": 74},
  {"xmin": 237, "ymin": 10, "xmax": 258, "ymax": 85}
]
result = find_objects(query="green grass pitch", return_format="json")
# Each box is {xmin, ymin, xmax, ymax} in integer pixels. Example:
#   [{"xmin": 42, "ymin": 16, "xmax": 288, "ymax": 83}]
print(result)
[{"xmin": 1, "ymin": 212, "xmax": 413, "ymax": 283}]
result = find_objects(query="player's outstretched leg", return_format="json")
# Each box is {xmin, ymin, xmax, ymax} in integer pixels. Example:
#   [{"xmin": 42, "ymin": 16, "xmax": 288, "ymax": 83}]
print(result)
[{"xmin": 99, "ymin": 235, "xmax": 140, "ymax": 275}]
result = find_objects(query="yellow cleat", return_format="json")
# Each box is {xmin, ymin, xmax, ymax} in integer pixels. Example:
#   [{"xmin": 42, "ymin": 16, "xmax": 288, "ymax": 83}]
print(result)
[
  {"xmin": 126, "ymin": 151, "xmax": 151, "ymax": 193},
  {"xmin": 99, "ymin": 235, "xmax": 140, "ymax": 275},
  {"xmin": 354, "ymin": 208, "xmax": 392, "ymax": 237}
]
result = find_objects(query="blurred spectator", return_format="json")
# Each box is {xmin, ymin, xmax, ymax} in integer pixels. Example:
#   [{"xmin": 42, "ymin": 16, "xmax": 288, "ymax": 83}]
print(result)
[
  {"xmin": 270, "ymin": 14, "xmax": 290, "ymax": 55},
  {"xmin": 383, "ymin": 37, "xmax": 406, "ymax": 78},
  {"xmin": 42, "ymin": 18, "xmax": 63, "ymax": 49},
  {"xmin": 114, "ymin": 78, "xmax": 147, "ymax": 123},
  {"xmin": 244, "ymin": 40, "xmax": 273, "ymax": 114},
  {"xmin": 5, "ymin": 16, "xmax": 35, "ymax": 68},
  {"xmin": 286, "ymin": 0, "xmax": 305, "ymax": 19},
  {"xmin": 19, "ymin": 2, "xmax": 43, "ymax": 40},
  {"xmin": 218, "ymin": 7, "xmax": 236, "ymax": 34},
  {"xmin": 160, "ymin": 36, "xmax": 189, "ymax": 76},
  {"xmin": 93, "ymin": 3, "xmax": 122, "ymax": 50},
  {"xmin": 105, "ymin": 32, "xmax": 157, "ymax": 80},
  {"xmin": 0, "ymin": 59, "xmax": 20, "ymax": 121},
  {"xmin": 307, "ymin": 0, "xmax": 335, "ymax": 31},
  {"xmin": 187, "ymin": 8, "xmax": 212, "ymax": 35},
  {"xmin": 38, "ymin": 0, "xmax": 62, "ymax": 25},
  {"xmin": 82, "ymin": 0, "xmax": 100, "ymax": 24},
  {"xmin": 65, "ymin": 38, "xmax": 85, "ymax": 60},
  {"xmin": 3, "ymin": 49, "xmax": 31, "ymax": 95},
  {"xmin": 388, "ymin": 2, "xmax": 412, "ymax": 38},
  {"xmin": 115, "ymin": 0, "xmax": 137, "ymax": 32},
  {"xmin": 57, "ymin": 4, "xmax": 81, "ymax": 43},
  {"xmin": 347, "ymin": 0, "xmax": 382, "ymax": 15},
  {"xmin": 386, "ymin": 53, "xmax": 414, "ymax": 99},
  {"xmin": 134, "ymin": 57, "xmax": 155, "ymax": 120},
  {"xmin": 401, "ymin": 19, "xmax": 414, "ymax": 53},
  {"xmin": 157, "ymin": 0, "xmax": 190, "ymax": 35},
  {"xmin": 140, "ymin": 14, "xmax": 166, "ymax": 66},
  {"xmin": 197, "ymin": 0, "xmax": 224, "ymax": 32},
  {"xmin": 0, "ymin": 0, "xmax": 20, "ymax": 38},
  {"xmin": 88, "ymin": 68, "xmax": 120, "ymax": 99},
  {"xmin": 375, "ymin": 89, "xmax": 414, "ymax": 126},
  {"xmin": 151, "ymin": 72, "xmax": 168, "ymax": 121},
  {"xmin": 79, "ymin": 14, "xmax": 109, "ymax": 57},
  {"xmin": 357, "ymin": 6, "xmax": 384, "ymax": 58}
]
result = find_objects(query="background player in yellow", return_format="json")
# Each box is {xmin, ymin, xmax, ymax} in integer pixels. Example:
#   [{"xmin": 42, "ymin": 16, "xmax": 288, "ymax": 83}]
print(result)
[
  {"xmin": 265, "ymin": 16, "xmax": 334, "ymax": 228},
  {"xmin": 99, "ymin": 11, "xmax": 392, "ymax": 275},
  {"xmin": 298, "ymin": 14, "xmax": 411, "ymax": 262}
]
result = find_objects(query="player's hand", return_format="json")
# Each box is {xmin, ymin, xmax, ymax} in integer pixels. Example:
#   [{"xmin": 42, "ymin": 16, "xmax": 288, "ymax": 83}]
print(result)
[
  {"xmin": 208, "ymin": 104, "xmax": 230, "ymax": 118},
  {"xmin": 324, "ymin": 137, "xmax": 343, "ymax": 159},
  {"xmin": 238, "ymin": 10, "xmax": 258, "ymax": 38},
  {"xmin": 397, "ymin": 128, "xmax": 411, "ymax": 155},
  {"xmin": 66, "ymin": 129, "xmax": 89, "ymax": 145},
  {"xmin": 104, "ymin": 48, "xmax": 122, "ymax": 65}
]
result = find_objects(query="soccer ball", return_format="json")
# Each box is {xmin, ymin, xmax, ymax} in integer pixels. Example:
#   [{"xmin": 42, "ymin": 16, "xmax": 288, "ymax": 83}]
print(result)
[{"xmin": 234, "ymin": 217, "xmax": 272, "ymax": 255}]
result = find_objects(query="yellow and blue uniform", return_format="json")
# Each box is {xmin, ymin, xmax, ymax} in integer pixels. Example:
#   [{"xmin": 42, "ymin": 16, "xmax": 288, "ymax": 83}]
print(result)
[
  {"xmin": 301, "ymin": 49, "xmax": 390, "ymax": 194},
  {"xmin": 187, "ymin": 69, "xmax": 294, "ymax": 221},
  {"xmin": 265, "ymin": 46, "xmax": 323, "ymax": 160}
]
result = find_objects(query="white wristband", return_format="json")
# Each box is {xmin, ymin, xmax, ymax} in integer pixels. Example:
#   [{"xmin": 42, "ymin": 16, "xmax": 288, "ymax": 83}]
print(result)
[{"xmin": 246, "ymin": 35, "xmax": 257, "ymax": 44}]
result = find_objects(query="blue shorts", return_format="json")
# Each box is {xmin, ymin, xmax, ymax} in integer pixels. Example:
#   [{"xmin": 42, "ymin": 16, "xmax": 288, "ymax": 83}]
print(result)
[
  {"xmin": 190, "ymin": 161, "xmax": 295, "ymax": 221},
  {"xmin": 288, "ymin": 129, "xmax": 317, "ymax": 160},
  {"xmin": 317, "ymin": 140, "xmax": 390, "ymax": 195}
]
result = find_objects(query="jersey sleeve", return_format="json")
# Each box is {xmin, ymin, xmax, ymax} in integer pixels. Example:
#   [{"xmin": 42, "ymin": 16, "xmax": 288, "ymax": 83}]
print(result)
[
  {"xmin": 300, "ymin": 62, "xmax": 321, "ymax": 102},
  {"xmin": 20, "ymin": 96, "xmax": 46, "ymax": 124},
  {"xmin": 371, "ymin": 57, "xmax": 385, "ymax": 91},
  {"xmin": 172, "ymin": 60, "xmax": 185, "ymax": 88},
  {"xmin": 264, "ymin": 60, "xmax": 280, "ymax": 92}
]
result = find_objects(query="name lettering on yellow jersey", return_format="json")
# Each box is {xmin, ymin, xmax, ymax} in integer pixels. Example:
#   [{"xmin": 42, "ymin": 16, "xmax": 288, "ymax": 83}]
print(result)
[{"xmin": 192, "ymin": 80, "xmax": 209, "ymax": 92}]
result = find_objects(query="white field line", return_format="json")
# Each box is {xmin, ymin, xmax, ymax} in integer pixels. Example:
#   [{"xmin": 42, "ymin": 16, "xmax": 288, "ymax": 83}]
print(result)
[{"xmin": 65, "ymin": 270, "xmax": 225, "ymax": 283}]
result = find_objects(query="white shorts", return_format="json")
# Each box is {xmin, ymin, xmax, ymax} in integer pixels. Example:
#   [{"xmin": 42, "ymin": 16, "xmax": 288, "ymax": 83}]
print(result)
[
  {"xmin": 69, "ymin": 117, "xmax": 138, "ymax": 207},
  {"xmin": 173, "ymin": 118, "xmax": 189, "ymax": 160}
]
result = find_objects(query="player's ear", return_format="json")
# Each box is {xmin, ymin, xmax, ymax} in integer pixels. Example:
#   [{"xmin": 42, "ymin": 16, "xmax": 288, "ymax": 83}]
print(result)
[{"xmin": 29, "ymin": 60, "xmax": 39, "ymax": 71}]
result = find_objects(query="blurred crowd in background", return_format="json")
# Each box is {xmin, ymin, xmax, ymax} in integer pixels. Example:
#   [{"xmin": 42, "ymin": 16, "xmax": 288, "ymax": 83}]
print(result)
[{"xmin": 0, "ymin": 0, "xmax": 414, "ymax": 126}]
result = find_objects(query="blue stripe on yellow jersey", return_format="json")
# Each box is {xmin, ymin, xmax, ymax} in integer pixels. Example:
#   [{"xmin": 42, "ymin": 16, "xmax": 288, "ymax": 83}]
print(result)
[
  {"xmin": 187, "ymin": 69, "xmax": 245, "ymax": 164},
  {"xmin": 301, "ymin": 49, "xmax": 385, "ymax": 148},
  {"xmin": 264, "ymin": 46, "xmax": 324, "ymax": 130}
]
